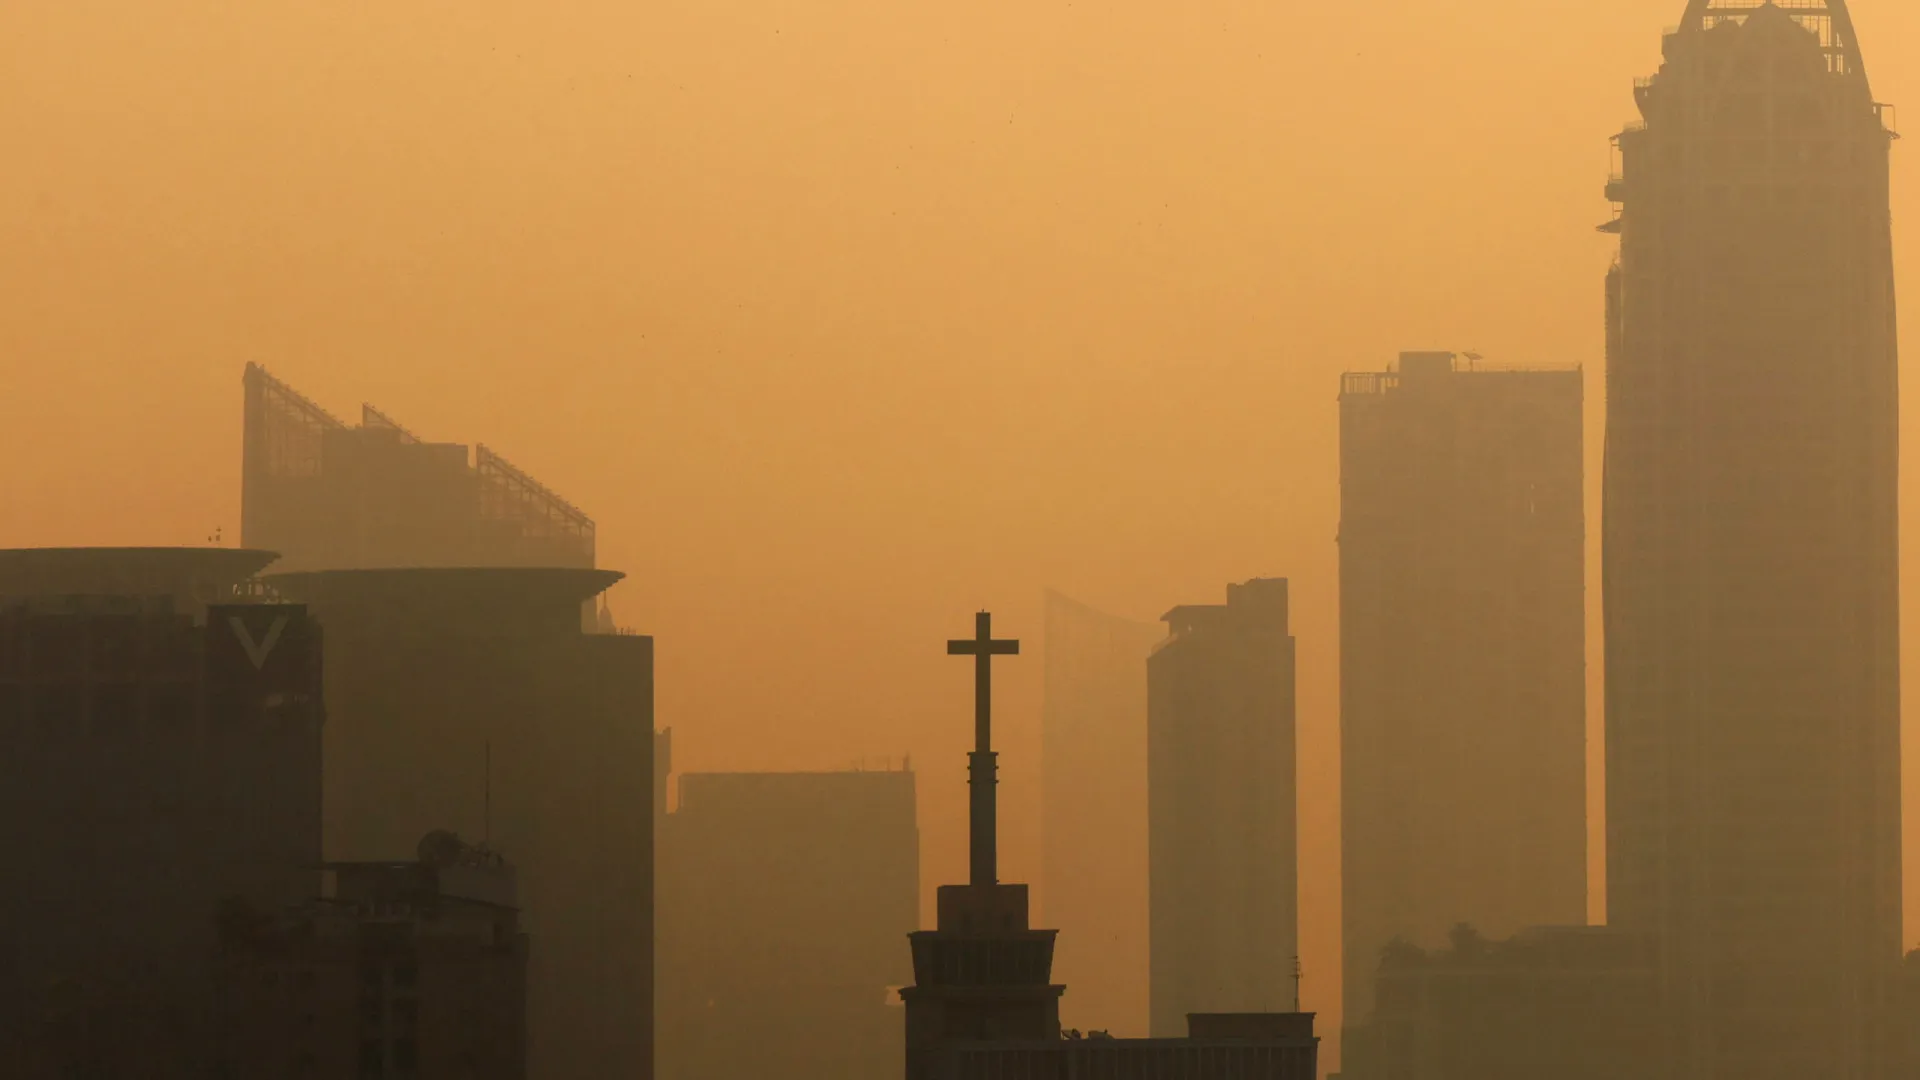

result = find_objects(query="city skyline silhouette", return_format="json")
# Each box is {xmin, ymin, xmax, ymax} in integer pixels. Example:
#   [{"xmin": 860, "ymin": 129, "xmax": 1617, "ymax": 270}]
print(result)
[{"xmin": 4, "ymin": 2, "xmax": 1920, "ymax": 1077}]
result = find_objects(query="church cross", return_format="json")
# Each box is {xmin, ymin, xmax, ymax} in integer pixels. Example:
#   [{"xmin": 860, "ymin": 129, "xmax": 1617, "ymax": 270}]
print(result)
[
  {"xmin": 948, "ymin": 611, "xmax": 1020, "ymax": 753},
  {"xmin": 948, "ymin": 610, "xmax": 1019, "ymax": 886}
]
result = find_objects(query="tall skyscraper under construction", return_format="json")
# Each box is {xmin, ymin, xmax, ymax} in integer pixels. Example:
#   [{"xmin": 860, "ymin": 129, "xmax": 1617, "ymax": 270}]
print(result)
[
  {"xmin": 1147, "ymin": 579, "xmax": 1297, "ymax": 1037},
  {"xmin": 1337, "ymin": 353, "xmax": 1586, "ymax": 1040},
  {"xmin": 1603, "ymin": 5, "xmax": 1900, "ymax": 1079},
  {"xmin": 1041, "ymin": 590, "xmax": 1162, "ymax": 1035}
]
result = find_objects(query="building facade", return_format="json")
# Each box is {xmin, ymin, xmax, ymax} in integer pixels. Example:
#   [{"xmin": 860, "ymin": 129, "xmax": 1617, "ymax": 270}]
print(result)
[
  {"xmin": 1603, "ymin": 6, "xmax": 1901, "ymax": 1079},
  {"xmin": 1341, "ymin": 926, "xmax": 1671, "ymax": 1080},
  {"xmin": 264, "ymin": 567, "xmax": 653, "ymax": 1080},
  {"xmin": 1146, "ymin": 579, "xmax": 1297, "ymax": 1036},
  {"xmin": 1039, "ymin": 590, "xmax": 1162, "ymax": 1035},
  {"xmin": 1338, "ymin": 353, "xmax": 1586, "ymax": 1037},
  {"xmin": 215, "ymin": 833, "xmax": 529, "ymax": 1080},
  {"xmin": 0, "ymin": 548, "xmax": 324, "ymax": 1079},
  {"xmin": 657, "ymin": 767, "xmax": 919, "ymax": 1080}
]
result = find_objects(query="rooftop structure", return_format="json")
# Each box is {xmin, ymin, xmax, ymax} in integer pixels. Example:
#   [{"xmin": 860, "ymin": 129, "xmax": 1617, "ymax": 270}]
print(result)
[
  {"xmin": 264, "ymin": 567, "xmax": 623, "ymax": 637},
  {"xmin": 0, "ymin": 547, "xmax": 278, "ymax": 611},
  {"xmin": 240, "ymin": 363, "xmax": 595, "ymax": 574}
]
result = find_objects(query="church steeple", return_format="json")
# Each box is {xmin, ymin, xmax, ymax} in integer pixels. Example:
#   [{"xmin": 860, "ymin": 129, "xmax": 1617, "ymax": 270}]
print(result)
[{"xmin": 901, "ymin": 612, "xmax": 1064, "ymax": 1080}]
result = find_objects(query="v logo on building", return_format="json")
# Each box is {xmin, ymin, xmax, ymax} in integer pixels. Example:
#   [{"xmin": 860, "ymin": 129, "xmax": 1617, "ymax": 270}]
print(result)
[{"xmin": 229, "ymin": 614, "xmax": 289, "ymax": 671}]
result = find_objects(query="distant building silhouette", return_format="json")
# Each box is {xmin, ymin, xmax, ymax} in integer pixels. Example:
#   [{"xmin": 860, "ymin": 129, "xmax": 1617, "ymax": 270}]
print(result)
[
  {"xmin": 903, "ymin": 610, "xmax": 1319, "ymax": 1080},
  {"xmin": 1337, "ymin": 353, "xmax": 1586, "ymax": 1038},
  {"xmin": 656, "ymin": 764, "xmax": 919, "ymax": 1080},
  {"xmin": 263, "ymin": 567, "xmax": 652, "ymax": 1080},
  {"xmin": 1891, "ymin": 951, "xmax": 1920, "ymax": 1075},
  {"xmin": 0, "ymin": 547, "xmax": 323, "ymax": 1079},
  {"xmin": 1040, "ymin": 590, "xmax": 1161, "ymax": 1036},
  {"xmin": 1603, "ymin": 6, "xmax": 1900, "ymax": 1078},
  {"xmin": 1342, "ymin": 926, "xmax": 1672, "ymax": 1080},
  {"xmin": 241, "ymin": 364, "xmax": 595, "ymax": 574},
  {"xmin": 1147, "ymin": 580, "xmax": 1297, "ymax": 1036},
  {"xmin": 215, "ymin": 831, "xmax": 529, "ymax": 1080}
]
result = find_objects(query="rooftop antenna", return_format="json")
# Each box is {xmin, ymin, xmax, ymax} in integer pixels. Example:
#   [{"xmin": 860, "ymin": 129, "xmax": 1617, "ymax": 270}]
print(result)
[{"xmin": 1292, "ymin": 955, "xmax": 1304, "ymax": 1012}]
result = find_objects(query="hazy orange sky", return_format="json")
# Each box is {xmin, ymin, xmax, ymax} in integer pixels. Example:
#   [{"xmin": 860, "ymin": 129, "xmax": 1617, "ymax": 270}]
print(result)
[{"xmin": 4, "ymin": 0, "xmax": 1918, "ymax": 1056}]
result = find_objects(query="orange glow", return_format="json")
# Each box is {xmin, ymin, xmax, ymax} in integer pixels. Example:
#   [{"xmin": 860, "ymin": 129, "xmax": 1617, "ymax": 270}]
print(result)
[{"xmin": 5, "ymin": 3, "xmax": 1920, "ymax": 1069}]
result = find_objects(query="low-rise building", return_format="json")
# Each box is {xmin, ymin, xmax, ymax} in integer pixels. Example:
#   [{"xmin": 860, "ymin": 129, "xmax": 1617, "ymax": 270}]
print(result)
[
  {"xmin": 216, "ymin": 832, "xmax": 528, "ymax": 1080},
  {"xmin": 1339, "ymin": 925, "xmax": 1670, "ymax": 1080}
]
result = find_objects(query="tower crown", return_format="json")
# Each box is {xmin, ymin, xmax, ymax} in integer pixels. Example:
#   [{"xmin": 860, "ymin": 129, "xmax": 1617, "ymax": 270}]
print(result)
[{"xmin": 1676, "ymin": 1, "xmax": 1871, "ymax": 90}]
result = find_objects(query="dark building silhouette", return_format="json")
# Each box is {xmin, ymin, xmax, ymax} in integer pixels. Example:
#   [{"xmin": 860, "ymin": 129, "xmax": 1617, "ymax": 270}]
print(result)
[
  {"xmin": 1890, "ymin": 951, "xmax": 1920, "ymax": 1076},
  {"xmin": 215, "ymin": 831, "xmax": 529, "ymax": 1080},
  {"xmin": 1040, "ymin": 590, "xmax": 1161, "ymax": 1035},
  {"xmin": 656, "ymin": 765, "xmax": 919, "ymax": 1080},
  {"xmin": 1337, "ymin": 353, "xmax": 1586, "ymax": 1037},
  {"xmin": 1603, "ymin": 5, "xmax": 1901, "ymax": 1078},
  {"xmin": 262, "ymin": 567, "xmax": 652, "ymax": 1080},
  {"xmin": 903, "ymin": 611, "xmax": 1319, "ymax": 1080},
  {"xmin": 1341, "ymin": 926, "xmax": 1672, "ymax": 1080},
  {"xmin": 1146, "ymin": 580, "xmax": 1297, "ymax": 1036},
  {"xmin": 0, "ymin": 547, "xmax": 323, "ymax": 1079},
  {"xmin": 242, "ymin": 364, "xmax": 595, "ymax": 575}
]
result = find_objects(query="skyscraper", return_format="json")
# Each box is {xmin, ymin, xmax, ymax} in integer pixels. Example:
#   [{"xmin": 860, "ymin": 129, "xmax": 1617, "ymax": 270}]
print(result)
[
  {"xmin": 1147, "ymin": 579, "xmax": 1297, "ymax": 1037},
  {"xmin": 1603, "ymin": 5, "xmax": 1900, "ymax": 1078},
  {"xmin": 1337, "ymin": 353, "xmax": 1586, "ymax": 1038},
  {"xmin": 1040, "ymin": 590, "xmax": 1162, "ymax": 1035}
]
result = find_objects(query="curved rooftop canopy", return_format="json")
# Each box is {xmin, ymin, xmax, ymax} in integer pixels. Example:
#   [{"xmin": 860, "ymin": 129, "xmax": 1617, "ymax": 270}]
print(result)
[
  {"xmin": 0, "ymin": 547, "xmax": 279, "ymax": 607},
  {"xmin": 262, "ymin": 566, "xmax": 625, "ymax": 635}
]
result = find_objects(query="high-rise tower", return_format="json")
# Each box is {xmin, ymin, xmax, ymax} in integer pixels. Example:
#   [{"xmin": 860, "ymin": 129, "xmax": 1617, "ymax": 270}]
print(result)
[
  {"xmin": 1338, "ymin": 353, "xmax": 1586, "ymax": 1042},
  {"xmin": 1603, "ymin": 5, "xmax": 1900, "ymax": 1078},
  {"xmin": 1147, "ymin": 580, "xmax": 1298, "ymax": 1037}
]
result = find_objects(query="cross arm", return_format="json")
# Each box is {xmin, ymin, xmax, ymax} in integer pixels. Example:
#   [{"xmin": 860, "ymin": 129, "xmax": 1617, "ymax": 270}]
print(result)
[{"xmin": 948, "ymin": 640, "xmax": 1020, "ymax": 655}]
